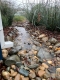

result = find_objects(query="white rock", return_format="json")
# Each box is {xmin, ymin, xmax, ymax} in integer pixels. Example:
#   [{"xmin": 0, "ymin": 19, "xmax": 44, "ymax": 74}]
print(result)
[
  {"xmin": 56, "ymin": 68, "xmax": 60, "ymax": 80},
  {"xmin": 42, "ymin": 37, "xmax": 48, "ymax": 42},
  {"xmin": 39, "ymin": 34, "xmax": 46, "ymax": 39},
  {"xmin": 2, "ymin": 49, "xmax": 8, "ymax": 58}
]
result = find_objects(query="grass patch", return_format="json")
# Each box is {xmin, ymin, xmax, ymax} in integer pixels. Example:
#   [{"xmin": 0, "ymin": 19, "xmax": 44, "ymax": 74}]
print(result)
[{"xmin": 13, "ymin": 15, "xmax": 26, "ymax": 22}]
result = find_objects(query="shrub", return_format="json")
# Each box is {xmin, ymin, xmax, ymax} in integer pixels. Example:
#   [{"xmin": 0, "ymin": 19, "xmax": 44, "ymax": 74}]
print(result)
[
  {"xmin": 1, "ymin": 1, "xmax": 15, "ymax": 27},
  {"xmin": 25, "ymin": 2, "xmax": 60, "ymax": 31},
  {"xmin": 13, "ymin": 15, "xmax": 26, "ymax": 22}
]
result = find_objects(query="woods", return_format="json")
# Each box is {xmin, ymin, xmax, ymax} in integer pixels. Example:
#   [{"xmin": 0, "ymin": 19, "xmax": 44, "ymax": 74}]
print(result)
[{"xmin": 25, "ymin": 0, "xmax": 60, "ymax": 31}]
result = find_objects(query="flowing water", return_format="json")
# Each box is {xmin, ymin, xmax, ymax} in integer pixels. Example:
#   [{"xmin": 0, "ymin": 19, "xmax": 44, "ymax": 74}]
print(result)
[{"xmin": 12, "ymin": 26, "xmax": 52, "ymax": 59}]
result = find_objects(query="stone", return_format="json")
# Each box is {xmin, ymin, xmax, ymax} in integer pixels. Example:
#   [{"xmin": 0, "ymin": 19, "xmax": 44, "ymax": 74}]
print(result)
[
  {"xmin": 16, "ymin": 62, "xmax": 23, "ymax": 68},
  {"xmin": 47, "ymin": 60, "xmax": 53, "ymax": 65},
  {"xmin": 54, "ymin": 43, "xmax": 60, "ymax": 48},
  {"xmin": 29, "ymin": 70, "xmax": 36, "ymax": 79},
  {"xmin": 33, "ymin": 50, "xmax": 38, "ymax": 55},
  {"xmin": 56, "ymin": 68, "xmax": 60, "ymax": 80},
  {"xmin": 55, "ymin": 47, "xmax": 60, "ymax": 51},
  {"xmin": 2, "ymin": 71, "xmax": 10, "ymax": 80},
  {"xmin": 42, "ymin": 37, "xmax": 48, "ymax": 42},
  {"xmin": 39, "ymin": 34, "xmax": 46, "ymax": 39},
  {"xmin": 10, "ymin": 69, "xmax": 17, "ymax": 77},
  {"xmin": 32, "ymin": 56, "xmax": 39, "ymax": 63},
  {"xmin": 36, "ymin": 77, "xmax": 41, "ymax": 80},
  {"xmin": 39, "ymin": 65, "xmax": 45, "ymax": 71},
  {"xmin": 14, "ymin": 74, "xmax": 21, "ymax": 80},
  {"xmin": 51, "ymin": 73, "xmax": 56, "ymax": 79},
  {"xmin": 32, "ymin": 45, "xmax": 40, "ymax": 51},
  {"xmin": 5, "ymin": 55, "xmax": 20, "ymax": 66},
  {"xmin": 38, "ymin": 70, "xmax": 45, "ymax": 77},
  {"xmin": 20, "ymin": 75, "xmax": 29, "ymax": 80},
  {"xmin": 18, "ymin": 68, "xmax": 29, "ymax": 77},
  {"xmin": 28, "ymin": 64, "xmax": 39, "ymax": 69},
  {"xmin": 55, "ymin": 50, "xmax": 60, "ymax": 55},
  {"xmin": 49, "ymin": 46, "xmax": 53, "ymax": 49},
  {"xmin": 45, "ymin": 42, "xmax": 51, "ymax": 46},
  {"xmin": 18, "ymin": 50, "xmax": 27, "ymax": 56},
  {"xmin": 49, "ymin": 37, "xmax": 57, "ymax": 44},
  {"xmin": 2, "ymin": 49, "xmax": 8, "ymax": 59},
  {"xmin": 11, "ymin": 65, "xmax": 16, "ymax": 69},
  {"xmin": 42, "ymin": 79, "xmax": 46, "ymax": 80},
  {"xmin": 33, "ymin": 41, "xmax": 40, "ymax": 46},
  {"xmin": 38, "ymin": 48, "xmax": 52, "ymax": 59},
  {"xmin": 42, "ymin": 63, "xmax": 49, "ymax": 69},
  {"xmin": 44, "ymin": 70, "xmax": 50, "ymax": 79},
  {"xmin": 31, "ymin": 79, "xmax": 35, "ymax": 80}
]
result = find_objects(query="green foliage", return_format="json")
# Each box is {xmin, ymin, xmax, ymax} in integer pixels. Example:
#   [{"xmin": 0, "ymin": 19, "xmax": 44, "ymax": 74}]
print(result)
[
  {"xmin": 13, "ymin": 15, "xmax": 26, "ymax": 22},
  {"xmin": 25, "ymin": 2, "xmax": 60, "ymax": 31},
  {"xmin": 1, "ymin": 1, "xmax": 15, "ymax": 27}
]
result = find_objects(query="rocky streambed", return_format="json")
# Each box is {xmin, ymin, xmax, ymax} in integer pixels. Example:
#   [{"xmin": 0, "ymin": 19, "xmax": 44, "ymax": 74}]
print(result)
[{"xmin": 1, "ymin": 23, "xmax": 60, "ymax": 80}]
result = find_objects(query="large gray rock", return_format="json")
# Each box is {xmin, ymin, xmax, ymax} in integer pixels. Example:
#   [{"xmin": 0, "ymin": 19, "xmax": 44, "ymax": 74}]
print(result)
[
  {"xmin": 37, "ymin": 48, "xmax": 52, "ymax": 59},
  {"xmin": 49, "ymin": 37, "xmax": 57, "ymax": 44},
  {"xmin": 5, "ymin": 55, "xmax": 20, "ymax": 66}
]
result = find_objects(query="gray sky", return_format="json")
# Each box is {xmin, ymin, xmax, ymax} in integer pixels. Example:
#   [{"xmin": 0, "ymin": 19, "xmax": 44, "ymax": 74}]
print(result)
[
  {"xmin": 3, "ymin": 0, "xmax": 56, "ymax": 5},
  {"xmin": 2, "ymin": 0, "xmax": 60, "ymax": 8}
]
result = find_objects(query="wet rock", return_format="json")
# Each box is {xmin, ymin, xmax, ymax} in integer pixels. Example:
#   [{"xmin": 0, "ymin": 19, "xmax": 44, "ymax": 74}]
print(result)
[
  {"xmin": 38, "ymin": 70, "xmax": 45, "ymax": 77},
  {"xmin": 49, "ymin": 46, "xmax": 53, "ymax": 49},
  {"xmin": 38, "ymin": 48, "xmax": 52, "ymax": 59},
  {"xmin": 14, "ymin": 74, "xmax": 21, "ymax": 80},
  {"xmin": 45, "ymin": 42, "xmax": 51, "ymax": 46},
  {"xmin": 32, "ymin": 45, "xmax": 40, "ymax": 51},
  {"xmin": 56, "ymin": 68, "xmax": 60, "ymax": 80},
  {"xmin": 18, "ymin": 50, "xmax": 27, "ymax": 56},
  {"xmin": 16, "ymin": 62, "xmax": 23, "ymax": 68},
  {"xmin": 51, "ymin": 73, "xmax": 56, "ymax": 79},
  {"xmin": 42, "ymin": 79, "xmax": 46, "ymax": 80},
  {"xmin": 54, "ymin": 42, "xmax": 60, "ymax": 48},
  {"xmin": 32, "ymin": 50, "xmax": 38, "ymax": 55},
  {"xmin": 20, "ymin": 75, "xmax": 29, "ymax": 80},
  {"xmin": 44, "ymin": 70, "xmax": 50, "ymax": 79},
  {"xmin": 6, "ymin": 67, "xmax": 10, "ymax": 72},
  {"xmin": 39, "ymin": 34, "xmax": 46, "ymax": 39},
  {"xmin": 10, "ymin": 69, "xmax": 17, "ymax": 77},
  {"xmin": 8, "ymin": 49, "xmax": 18, "ymax": 55},
  {"xmin": 7, "ymin": 35, "xmax": 12, "ymax": 41},
  {"xmin": 29, "ymin": 70, "xmax": 36, "ymax": 79},
  {"xmin": 2, "ymin": 49, "xmax": 8, "ymax": 59},
  {"xmin": 2, "ymin": 71, "xmax": 10, "ymax": 80},
  {"xmin": 55, "ymin": 47, "xmax": 60, "ymax": 51},
  {"xmin": 39, "ymin": 65, "xmax": 45, "ymax": 71},
  {"xmin": 18, "ymin": 68, "xmax": 29, "ymax": 77},
  {"xmin": 11, "ymin": 65, "xmax": 16, "ymax": 69},
  {"xmin": 5, "ymin": 55, "xmax": 20, "ymax": 66},
  {"xmin": 48, "ymin": 66, "xmax": 56, "ymax": 73},
  {"xmin": 31, "ymin": 56, "xmax": 39, "ymax": 64},
  {"xmin": 49, "ymin": 37, "xmax": 57, "ymax": 44},
  {"xmin": 55, "ymin": 50, "xmax": 60, "ymax": 55},
  {"xmin": 42, "ymin": 63, "xmax": 49, "ymax": 69},
  {"xmin": 31, "ymin": 79, "xmax": 35, "ymax": 80},
  {"xmin": 33, "ymin": 41, "xmax": 40, "ymax": 46},
  {"xmin": 47, "ymin": 60, "xmax": 53, "ymax": 65},
  {"xmin": 28, "ymin": 64, "xmax": 39, "ymax": 69},
  {"xmin": 36, "ymin": 77, "xmax": 41, "ymax": 80},
  {"xmin": 42, "ymin": 37, "xmax": 48, "ymax": 43}
]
